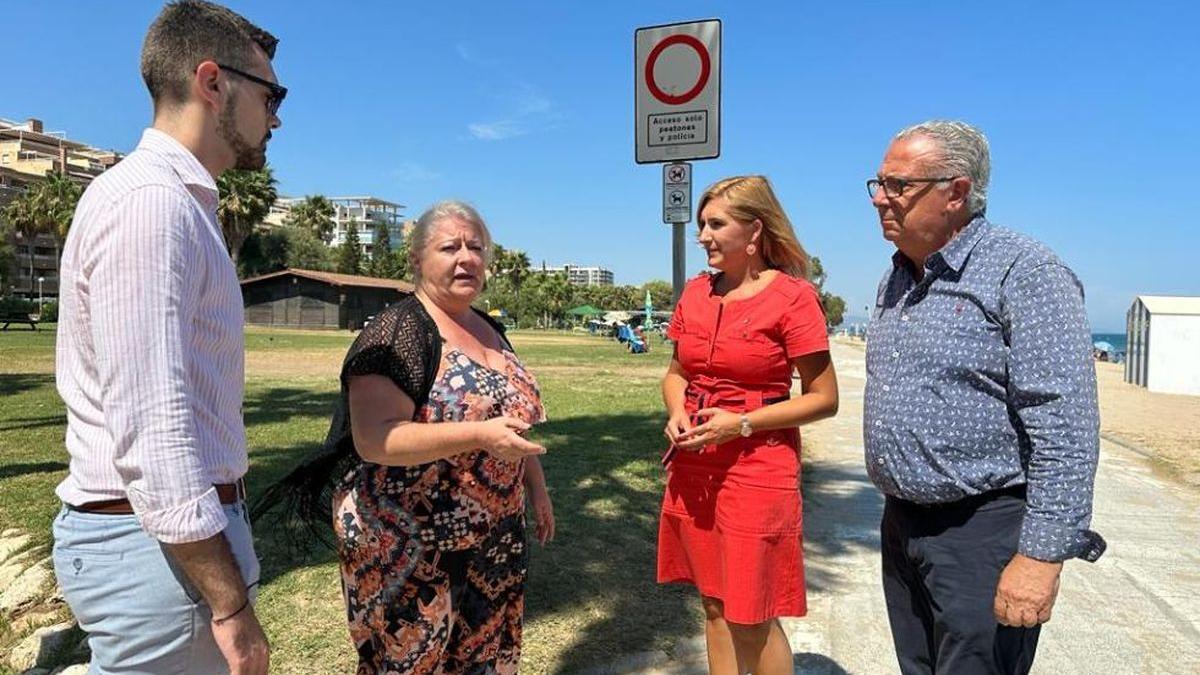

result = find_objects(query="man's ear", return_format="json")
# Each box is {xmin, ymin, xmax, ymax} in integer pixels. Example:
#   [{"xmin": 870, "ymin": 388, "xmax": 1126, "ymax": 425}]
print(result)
[
  {"xmin": 193, "ymin": 60, "xmax": 225, "ymax": 113},
  {"xmin": 947, "ymin": 176, "xmax": 972, "ymax": 214}
]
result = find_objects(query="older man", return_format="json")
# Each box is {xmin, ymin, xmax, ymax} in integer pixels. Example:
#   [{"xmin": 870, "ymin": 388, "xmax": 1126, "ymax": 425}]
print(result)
[
  {"xmin": 53, "ymin": 1, "xmax": 283, "ymax": 672},
  {"xmin": 863, "ymin": 120, "xmax": 1105, "ymax": 675}
]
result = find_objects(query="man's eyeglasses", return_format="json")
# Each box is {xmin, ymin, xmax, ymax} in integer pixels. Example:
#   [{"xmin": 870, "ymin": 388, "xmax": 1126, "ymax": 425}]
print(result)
[
  {"xmin": 217, "ymin": 64, "xmax": 287, "ymax": 116},
  {"xmin": 866, "ymin": 176, "xmax": 958, "ymax": 199}
]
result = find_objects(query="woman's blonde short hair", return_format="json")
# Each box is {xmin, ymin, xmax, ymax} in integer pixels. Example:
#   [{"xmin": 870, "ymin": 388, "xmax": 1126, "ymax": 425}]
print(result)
[
  {"xmin": 696, "ymin": 175, "xmax": 810, "ymax": 279},
  {"xmin": 408, "ymin": 200, "xmax": 493, "ymax": 282}
]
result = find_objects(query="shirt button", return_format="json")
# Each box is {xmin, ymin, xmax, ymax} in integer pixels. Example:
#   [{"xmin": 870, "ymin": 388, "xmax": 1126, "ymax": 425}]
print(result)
[
  {"xmin": 891, "ymin": 351, "xmax": 900, "ymax": 358},
  {"xmin": 882, "ymin": 384, "xmax": 890, "ymax": 392},
  {"xmin": 901, "ymin": 314, "xmax": 910, "ymax": 322},
  {"xmin": 874, "ymin": 420, "xmax": 882, "ymax": 427},
  {"xmin": 877, "ymin": 458, "xmax": 885, "ymax": 465}
]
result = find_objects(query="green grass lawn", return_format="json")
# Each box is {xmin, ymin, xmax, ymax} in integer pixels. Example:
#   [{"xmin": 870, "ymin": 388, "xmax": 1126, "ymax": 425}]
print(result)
[{"xmin": 0, "ymin": 326, "xmax": 697, "ymax": 673}]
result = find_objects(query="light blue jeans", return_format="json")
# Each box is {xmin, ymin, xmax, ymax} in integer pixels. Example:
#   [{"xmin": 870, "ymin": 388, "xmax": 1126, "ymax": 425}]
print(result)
[{"xmin": 52, "ymin": 503, "xmax": 260, "ymax": 675}]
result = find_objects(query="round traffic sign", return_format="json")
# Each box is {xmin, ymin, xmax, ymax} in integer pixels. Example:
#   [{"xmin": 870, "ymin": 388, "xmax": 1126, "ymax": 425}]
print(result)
[{"xmin": 644, "ymin": 34, "xmax": 711, "ymax": 106}]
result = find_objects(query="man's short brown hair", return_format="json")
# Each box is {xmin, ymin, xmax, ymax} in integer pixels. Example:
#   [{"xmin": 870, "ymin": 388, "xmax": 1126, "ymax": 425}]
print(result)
[{"xmin": 141, "ymin": 0, "xmax": 278, "ymax": 109}]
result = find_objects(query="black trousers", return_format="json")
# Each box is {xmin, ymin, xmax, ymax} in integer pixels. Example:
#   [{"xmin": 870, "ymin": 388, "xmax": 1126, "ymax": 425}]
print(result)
[{"xmin": 881, "ymin": 487, "xmax": 1041, "ymax": 675}]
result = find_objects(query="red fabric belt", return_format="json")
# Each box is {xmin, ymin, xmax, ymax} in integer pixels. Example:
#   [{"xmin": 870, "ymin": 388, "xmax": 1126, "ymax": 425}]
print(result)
[{"xmin": 663, "ymin": 391, "xmax": 790, "ymax": 467}]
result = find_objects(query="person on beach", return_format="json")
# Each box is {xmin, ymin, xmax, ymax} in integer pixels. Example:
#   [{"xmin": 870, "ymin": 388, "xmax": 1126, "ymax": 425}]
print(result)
[
  {"xmin": 52, "ymin": 2, "xmax": 282, "ymax": 672},
  {"xmin": 659, "ymin": 175, "xmax": 839, "ymax": 674},
  {"xmin": 863, "ymin": 120, "xmax": 1105, "ymax": 675},
  {"xmin": 262, "ymin": 201, "xmax": 554, "ymax": 674}
]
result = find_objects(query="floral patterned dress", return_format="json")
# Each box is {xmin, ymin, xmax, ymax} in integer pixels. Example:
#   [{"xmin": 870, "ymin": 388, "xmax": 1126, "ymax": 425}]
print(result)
[{"xmin": 332, "ymin": 346, "xmax": 545, "ymax": 674}]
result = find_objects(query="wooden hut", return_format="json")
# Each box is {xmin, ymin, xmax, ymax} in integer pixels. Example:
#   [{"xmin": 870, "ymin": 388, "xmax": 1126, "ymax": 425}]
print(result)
[{"xmin": 240, "ymin": 268, "xmax": 414, "ymax": 330}]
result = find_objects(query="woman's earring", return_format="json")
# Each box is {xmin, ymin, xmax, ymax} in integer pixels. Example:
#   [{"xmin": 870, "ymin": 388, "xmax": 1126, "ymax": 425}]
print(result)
[{"xmin": 746, "ymin": 243, "xmax": 757, "ymax": 256}]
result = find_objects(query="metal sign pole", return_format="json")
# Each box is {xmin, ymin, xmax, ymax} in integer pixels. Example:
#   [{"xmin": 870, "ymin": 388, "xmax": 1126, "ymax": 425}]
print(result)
[{"xmin": 672, "ymin": 222, "xmax": 686, "ymax": 304}]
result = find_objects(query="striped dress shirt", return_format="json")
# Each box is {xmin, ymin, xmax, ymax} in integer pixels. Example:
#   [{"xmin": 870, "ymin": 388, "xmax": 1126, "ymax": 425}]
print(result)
[{"xmin": 55, "ymin": 128, "xmax": 246, "ymax": 544}]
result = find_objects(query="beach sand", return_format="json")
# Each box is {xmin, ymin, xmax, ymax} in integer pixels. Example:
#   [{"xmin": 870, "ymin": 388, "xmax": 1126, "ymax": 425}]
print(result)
[{"xmin": 1095, "ymin": 361, "xmax": 1200, "ymax": 488}]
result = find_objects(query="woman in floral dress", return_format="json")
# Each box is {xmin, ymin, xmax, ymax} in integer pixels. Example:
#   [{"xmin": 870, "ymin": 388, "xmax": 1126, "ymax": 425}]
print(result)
[{"xmin": 269, "ymin": 200, "xmax": 554, "ymax": 674}]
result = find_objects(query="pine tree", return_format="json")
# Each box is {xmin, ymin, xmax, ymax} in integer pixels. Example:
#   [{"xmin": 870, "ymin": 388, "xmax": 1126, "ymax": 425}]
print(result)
[
  {"xmin": 370, "ymin": 221, "xmax": 392, "ymax": 277},
  {"xmin": 337, "ymin": 219, "xmax": 364, "ymax": 275}
]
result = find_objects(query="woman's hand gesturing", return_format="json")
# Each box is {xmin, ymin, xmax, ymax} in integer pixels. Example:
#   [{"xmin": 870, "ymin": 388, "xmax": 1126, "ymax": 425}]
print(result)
[{"xmin": 478, "ymin": 416, "xmax": 546, "ymax": 462}]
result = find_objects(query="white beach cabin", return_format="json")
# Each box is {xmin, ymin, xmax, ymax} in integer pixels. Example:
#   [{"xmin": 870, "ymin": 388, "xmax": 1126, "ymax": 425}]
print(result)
[{"xmin": 1125, "ymin": 295, "xmax": 1200, "ymax": 396}]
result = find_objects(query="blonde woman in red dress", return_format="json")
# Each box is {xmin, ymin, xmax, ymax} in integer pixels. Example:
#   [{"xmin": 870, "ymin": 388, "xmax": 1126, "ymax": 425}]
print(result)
[{"xmin": 659, "ymin": 175, "xmax": 840, "ymax": 674}]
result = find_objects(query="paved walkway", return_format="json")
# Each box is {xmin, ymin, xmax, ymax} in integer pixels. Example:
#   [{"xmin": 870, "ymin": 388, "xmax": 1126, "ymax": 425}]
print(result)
[{"xmin": 625, "ymin": 340, "xmax": 1200, "ymax": 674}]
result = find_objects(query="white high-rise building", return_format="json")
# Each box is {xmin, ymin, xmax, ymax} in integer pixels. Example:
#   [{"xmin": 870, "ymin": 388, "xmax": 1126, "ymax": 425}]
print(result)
[
  {"xmin": 265, "ymin": 195, "xmax": 405, "ymax": 258},
  {"xmin": 531, "ymin": 263, "xmax": 614, "ymax": 286}
]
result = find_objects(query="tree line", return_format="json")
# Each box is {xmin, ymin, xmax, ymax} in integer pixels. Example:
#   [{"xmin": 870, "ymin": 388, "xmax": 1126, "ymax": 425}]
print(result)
[{"xmin": 1, "ymin": 165, "xmax": 844, "ymax": 328}]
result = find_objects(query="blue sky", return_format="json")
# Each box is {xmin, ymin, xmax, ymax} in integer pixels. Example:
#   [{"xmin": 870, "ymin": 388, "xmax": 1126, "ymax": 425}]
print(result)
[{"xmin": 5, "ymin": 1, "xmax": 1198, "ymax": 332}]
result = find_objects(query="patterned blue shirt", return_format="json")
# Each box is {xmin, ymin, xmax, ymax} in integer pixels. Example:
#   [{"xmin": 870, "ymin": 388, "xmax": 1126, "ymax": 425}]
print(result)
[{"xmin": 864, "ymin": 216, "xmax": 1105, "ymax": 563}]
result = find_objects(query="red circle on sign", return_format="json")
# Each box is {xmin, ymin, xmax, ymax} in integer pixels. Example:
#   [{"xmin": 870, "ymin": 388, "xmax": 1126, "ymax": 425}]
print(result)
[{"xmin": 645, "ymin": 34, "xmax": 711, "ymax": 105}]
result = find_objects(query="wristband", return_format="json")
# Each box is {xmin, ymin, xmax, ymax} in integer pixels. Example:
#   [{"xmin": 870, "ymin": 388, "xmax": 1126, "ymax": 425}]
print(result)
[{"xmin": 212, "ymin": 597, "xmax": 250, "ymax": 625}]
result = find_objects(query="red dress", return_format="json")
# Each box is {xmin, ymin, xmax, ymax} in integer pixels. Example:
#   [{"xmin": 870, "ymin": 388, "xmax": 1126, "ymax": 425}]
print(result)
[{"xmin": 657, "ymin": 271, "xmax": 829, "ymax": 624}]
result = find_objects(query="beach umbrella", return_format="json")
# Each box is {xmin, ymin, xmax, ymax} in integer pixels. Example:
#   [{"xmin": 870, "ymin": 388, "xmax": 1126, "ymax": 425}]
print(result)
[
  {"xmin": 566, "ymin": 304, "xmax": 604, "ymax": 317},
  {"xmin": 1093, "ymin": 340, "xmax": 1115, "ymax": 353},
  {"xmin": 644, "ymin": 289, "xmax": 653, "ymax": 328}
]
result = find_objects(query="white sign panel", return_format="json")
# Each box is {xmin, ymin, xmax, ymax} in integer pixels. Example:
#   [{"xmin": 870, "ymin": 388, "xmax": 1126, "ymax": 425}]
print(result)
[
  {"xmin": 635, "ymin": 19, "xmax": 721, "ymax": 164},
  {"xmin": 663, "ymin": 162, "xmax": 692, "ymax": 223}
]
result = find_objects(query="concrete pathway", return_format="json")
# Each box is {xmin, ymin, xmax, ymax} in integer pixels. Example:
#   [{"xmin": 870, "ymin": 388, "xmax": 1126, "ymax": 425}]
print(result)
[{"xmin": 624, "ymin": 340, "xmax": 1200, "ymax": 674}]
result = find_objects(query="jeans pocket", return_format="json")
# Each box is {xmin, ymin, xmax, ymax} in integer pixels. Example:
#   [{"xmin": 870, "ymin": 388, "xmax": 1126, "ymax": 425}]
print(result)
[
  {"xmin": 53, "ymin": 544, "xmax": 125, "ymax": 590},
  {"xmin": 54, "ymin": 545, "xmax": 124, "ymax": 564}
]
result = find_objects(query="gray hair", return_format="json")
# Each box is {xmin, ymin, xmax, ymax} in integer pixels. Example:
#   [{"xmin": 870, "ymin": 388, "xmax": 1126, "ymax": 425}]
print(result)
[
  {"xmin": 895, "ymin": 120, "xmax": 990, "ymax": 216},
  {"xmin": 408, "ymin": 200, "xmax": 493, "ymax": 281}
]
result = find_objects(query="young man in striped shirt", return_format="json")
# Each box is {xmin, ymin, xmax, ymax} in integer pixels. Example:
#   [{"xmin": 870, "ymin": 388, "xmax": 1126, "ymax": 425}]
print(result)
[{"xmin": 53, "ymin": 2, "xmax": 284, "ymax": 672}]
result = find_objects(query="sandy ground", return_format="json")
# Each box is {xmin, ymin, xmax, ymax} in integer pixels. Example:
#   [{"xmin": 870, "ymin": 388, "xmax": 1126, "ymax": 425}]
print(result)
[{"xmin": 1094, "ymin": 361, "xmax": 1200, "ymax": 488}]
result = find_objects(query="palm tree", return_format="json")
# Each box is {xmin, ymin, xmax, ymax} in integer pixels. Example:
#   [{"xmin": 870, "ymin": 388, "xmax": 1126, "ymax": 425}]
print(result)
[
  {"xmin": 488, "ymin": 244, "xmax": 530, "ymax": 290},
  {"xmin": 35, "ymin": 172, "xmax": 83, "ymax": 262},
  {"xmin": 0, "ymin": 227, "xmax": 13, "ymax": 293},
  {"xmin": 3, "ymin": 188, "xmax": 43, "ymax": 292},
  {"xmin": 504, "ymin": 249, "xmax": 531, "ymax": 289},
  {"xmin": 283, "ymin": 194, "xmax": 336, "ymax": 244},
  {"xmin": 217, "ymin": 166, "xmax": 277, "ymax": 266}
]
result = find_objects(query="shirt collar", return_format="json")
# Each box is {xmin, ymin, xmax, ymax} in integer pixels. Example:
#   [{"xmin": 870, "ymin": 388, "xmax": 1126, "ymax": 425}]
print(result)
[
  {"xmin": 136, "ymin": 128, "xmax": 218, "ymax": 196},
  {"xmin": 927, "ymin": 214, "xmax": 990, "ymax": 276}
]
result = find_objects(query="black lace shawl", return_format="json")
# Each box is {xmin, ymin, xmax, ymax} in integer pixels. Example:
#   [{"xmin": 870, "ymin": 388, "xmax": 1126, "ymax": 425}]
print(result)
[{"xmin": 251, "ymin": 292, "xmax": 512, "ymax": 542}]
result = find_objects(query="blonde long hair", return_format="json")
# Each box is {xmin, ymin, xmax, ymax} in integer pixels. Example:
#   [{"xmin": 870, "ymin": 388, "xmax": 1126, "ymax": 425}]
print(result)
[{"xmin": 696, "ymin": 175, "xmax": 810, "ymax": 279}]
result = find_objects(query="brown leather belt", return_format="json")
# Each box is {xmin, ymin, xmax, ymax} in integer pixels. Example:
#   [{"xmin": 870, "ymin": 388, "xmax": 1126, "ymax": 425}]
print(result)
[{"xmin": 67, "ymin": 482, "xmax": 245, "ymax": 515}]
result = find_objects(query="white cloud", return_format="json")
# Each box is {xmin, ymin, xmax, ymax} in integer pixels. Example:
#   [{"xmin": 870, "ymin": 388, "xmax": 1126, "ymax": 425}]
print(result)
[
  {"xmin": 454, "ymin": 44, "xmax": 563, "ymax": 142},
  {"xmin": 455, "ymin": 43, "xmax": 495, "ymax": 67},
  {"xmin": 511, "ymin": 83, "xmax": 552, "ymax": 115},
  {"xmin": 467, "ymin": 120, "xmax": 527, "ymax": 141},
  {"xmin": 467, "ymin": 83, "xmax": 561, "ymax": 141},
  {"xmin": 393, "ymin": 161, "xmax": 441, "ymax": 182}
]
